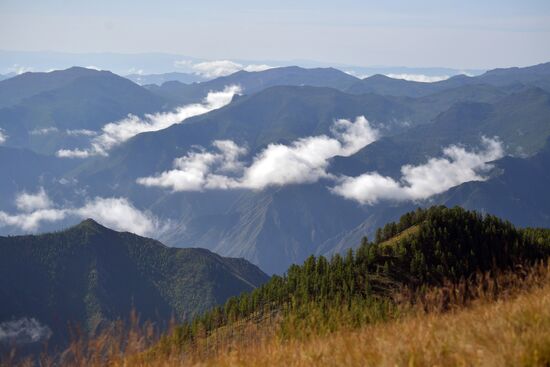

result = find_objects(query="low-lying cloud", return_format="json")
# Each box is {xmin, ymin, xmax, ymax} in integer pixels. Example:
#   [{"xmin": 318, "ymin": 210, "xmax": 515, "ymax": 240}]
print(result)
[
  {"xmin": 7, "ymin": 64, "xmax": 33, "ymax": 75},
  {"xmin": 15, "ymin": 187, "xmax": 53, "ymax": 212},
  {"xmin": 0, "ymin": 318, "xmax": 52, "ymax": 345},
  {"xmin": 345, "ymin": 70, "xmax": 449, "ymax": 83},
  {"xmin": 0, "ymin": 129, "xmax": 6, "ymax": 144},
  {"xmin": 331, "ymin": 137, "xmax": 504, "ymax": 205},
  {"xmin": 385, "ymin": 73, "xmax": 449, "ymax": 83},
  {"xmin": 175, "ymin": 60, "xmax": 273, "ymax": 78},
  {"xmin": 57, "ymin": 85, "xmax": 241, "ymax": 158},
  {"xmin": 0, "ymin": 189, "xmax": 168, "ymax": 236},
  {"xmin": 137, "ymin": 116, "xmax": 380, "ymax": 191}
]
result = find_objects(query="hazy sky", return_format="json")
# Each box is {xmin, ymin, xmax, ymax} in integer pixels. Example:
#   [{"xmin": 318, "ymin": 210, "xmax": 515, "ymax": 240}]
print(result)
[{"xmin": 1, "ymin": 0, "xmax": 549, "ymax": 69}]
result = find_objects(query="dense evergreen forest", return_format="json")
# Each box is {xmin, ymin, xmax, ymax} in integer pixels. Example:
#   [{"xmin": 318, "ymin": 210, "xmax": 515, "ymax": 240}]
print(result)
[
  {"xmin": 0, "ymin": 219, "xmax": 268, "ymax": 345},
  {"xmin": 157, "ymin": 206, "xmax": 550, "ymax": 350}
]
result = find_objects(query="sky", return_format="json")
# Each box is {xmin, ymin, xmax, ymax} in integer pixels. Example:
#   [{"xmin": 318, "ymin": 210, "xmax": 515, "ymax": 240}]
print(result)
[{"xmin": 1, "ymin": 0, "xmax": 550, "ymax": 69}]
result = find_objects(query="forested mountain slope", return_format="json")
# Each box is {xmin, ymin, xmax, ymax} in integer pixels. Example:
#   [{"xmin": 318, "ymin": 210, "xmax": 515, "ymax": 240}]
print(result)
[{"xmin": 0, "ymin": 219, "xmax": 269, "ymax": 345}]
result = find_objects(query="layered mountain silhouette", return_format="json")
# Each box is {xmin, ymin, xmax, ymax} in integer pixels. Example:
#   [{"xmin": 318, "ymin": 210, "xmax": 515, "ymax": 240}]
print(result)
[
  {"xmin": 346, "ymin": 61, "xmax": 550, "ymax": 96},
  {"xmin": 0, "ymin": 67, "xmax": 166, "ymax": 154},
  {"xmin": 0, "ymin": 62, "xmax": 549, "ymax": 275},
  {"xmin": 145, "ymin": 66, "xmax": 360, "ymax": 106}
]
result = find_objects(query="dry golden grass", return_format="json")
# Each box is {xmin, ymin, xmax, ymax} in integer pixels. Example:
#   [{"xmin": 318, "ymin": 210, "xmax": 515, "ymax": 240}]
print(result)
[
  {"xmin": 379, "ymin": 225, "xmax": 420, "ymax": 249},
  {"xmin": 196, "ymin": 274, "xmax": 550, "ymax": 367},
  {"xmin": 5, "ymin": 264, "xmax": 549, "ymax": 367}
]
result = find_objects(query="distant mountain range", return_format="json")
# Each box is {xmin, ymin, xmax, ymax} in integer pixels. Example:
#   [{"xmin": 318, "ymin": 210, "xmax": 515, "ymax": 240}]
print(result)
[
  {"xmin": 125, "ymin": 72, "xmax": 208, "ymax": 86},
  {"xmin": 0, "ymin": 62, "xmax": 549, "ymax": 275},
  {"xmin": 0, "ymin": 50, "xmax": 481, "ymax": 77},
  {"xmin": 0, "ymin": 67, "xmax": 166, "ymax": 155},
  {"xmin": 144, "ymin": 66, "xmax": 361, "ymax": 106},
  {"xmin": 347, "ymin": 62, "xmax": 550, "ymax": 97},
  {"xmin": 0, "ymin": 219, "xmax": 268, "ymax": 345}
]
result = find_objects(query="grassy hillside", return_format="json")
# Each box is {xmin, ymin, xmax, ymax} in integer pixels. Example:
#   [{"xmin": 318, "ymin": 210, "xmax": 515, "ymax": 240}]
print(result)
[
  {"xmin": 169, "ymin": 206, "xmax": 550, "ymax": 341},
  {"xmin": 25, "ymin": 206, "xmax": 550, "ymax": 366},
  {"xmin": 194, "ymin": 268, "xmax": 550, "ymax": 367}
]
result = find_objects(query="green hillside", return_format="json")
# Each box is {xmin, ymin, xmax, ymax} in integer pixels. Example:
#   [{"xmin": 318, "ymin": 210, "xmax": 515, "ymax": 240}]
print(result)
[
  {"xmin": 0, "ymin": 219, "xmax": 269, "ymax": 344},
  {"xmin": 157, "ymin": 206, "xmax": 550, "ymax": 350}
]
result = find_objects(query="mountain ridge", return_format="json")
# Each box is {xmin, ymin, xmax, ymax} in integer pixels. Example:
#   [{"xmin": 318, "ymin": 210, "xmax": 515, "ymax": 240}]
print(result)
[{"xmin": 0, "ymin": 219, "xmax": 269, "ymax": 345}]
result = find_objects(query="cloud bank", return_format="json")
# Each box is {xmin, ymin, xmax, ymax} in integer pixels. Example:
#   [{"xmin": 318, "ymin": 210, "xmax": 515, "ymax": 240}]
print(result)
[
  {"xmin": 385, "ymin": 73, "xmax": 449, "ymax": 83},
  {"xmin": 345, "ymin": 70, "xmax": 449, "ymax": 83},
  {"xmin": 0, "ymin": 318, "xmax": 52, "ymax": 345},
  {"xmin": 331, "ymin": 137, "xmax": 504, "ymax": 205},
  {"xmin": 7, "ymin": 64, "xmax": 33, "ymax": 75},
  {"xmin": 137, "ymin": 116, "xmax": 380, "ymax": 191},
  {"xmin": 0, "ymin": 129, "xmax": 6, "ymax": 144},
  {"xmin": 57, "ymin": 85, "xmax": 241, "ymax": 158},
  {"xmin": 0, "ymin": 189, "xmax": 168, "ymax": 236},
  {"xmin": 176, "ymin": 59, "xmax": 273, "ymax": 78}
]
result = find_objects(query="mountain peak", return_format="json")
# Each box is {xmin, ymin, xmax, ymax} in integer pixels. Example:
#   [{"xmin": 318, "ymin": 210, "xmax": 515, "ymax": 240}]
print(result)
[{"xmin": 74, "ymin": 218, "xmax": 109, "ymax": 233}]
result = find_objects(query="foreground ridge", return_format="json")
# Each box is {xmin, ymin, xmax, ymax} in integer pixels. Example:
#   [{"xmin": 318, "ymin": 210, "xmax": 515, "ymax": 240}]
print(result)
[{"xmin": 32, "ymin": 206, "xmax": 550, "ymax": 366}]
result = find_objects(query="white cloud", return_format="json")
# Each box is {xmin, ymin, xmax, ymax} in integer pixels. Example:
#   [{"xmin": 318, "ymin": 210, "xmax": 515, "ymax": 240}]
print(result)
[
  {"xmin": 243, "ymin": 64, "xmax": 273, "ymax": 72},
  {"xmin": 138, "ymin": 116, "xmax": 380, "ymax": 191},
  {"xmin": 15, "ymin": 187, "xmax": 53, "ymax": 212},
  {"xmin": 0, "ymin": 129, "xmax": 7, "ymax": 144},
  {"xmin": 344, "ymin": 71, "xmax": 450, "ymax": 82},
  {"xmin": 7, "ymin": 64, "xmax": 33, "ymax": 75},
  {"xmin": 344, "ymin": 70, "xmax": 369, "ymax": 79},
  {"xmin": 191, "ymin": 60, "xmax": 243, "ymax": 78},
  {"xmin": 85, "ymin": 65, "xmax": 101, "ymax": 71},
  {"xmin": 56, "ymin": 85, "xmax": 241, "ymax": 158},
  {"xmin": 127, "ymin": 67, "xmax": 145, "ymax": 75},
  {"xmin": 331, "ymin": 137, "xmax": 504, "ymax": 205},
  {"xmin": 0, "ymin": 188, "xmax": 168, "ymax": 236},
  {"xmin": 30, "ymin": 127, "xmax": 59, "ymax": 135},
  {"xmin": 74, "ymin": 197, "xmax": 168, "ymax": 236},
  {"xmin": 0, "ymin": 208, "xmax": 67, "ymax": 232},
  {"xmin": 238, "ymin": 135, "xmax": 342, "ymax": 189},
  {"xmin": 175, "ymin": 59, "xmax": 274, "ymax": 78},
  {"xmin": 66, "ymin": 129, "xmax": 97, "ymax": 137},
  {"xmin": 385, "ymin": 73, "xmax": 449, "ymax": 83},
  {"xmin": 0, "ymin": 318, "xmax": 52, "ymax": 345},
  {"xmin": 137, "ymin": 140, "xmax": 247, "ymax": 191},
  {"xmin": 56, "ymin": 148, "xmax": 93, "ymax": 158}
]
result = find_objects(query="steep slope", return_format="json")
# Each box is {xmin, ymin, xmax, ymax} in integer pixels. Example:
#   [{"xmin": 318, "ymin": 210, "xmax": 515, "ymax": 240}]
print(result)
[
  {"xmin": 15, "ymin": 208, "xmax": 550, "ymax": 365},
  {"xmin": 149, "ymin": 206, "xmax": 550, "ymax": 361},
  {"xmin": 158, "ymin": 184, "xmax": 368, "ymax": 275},
  {"xmin": 0, "ymin": 220, "xmax": 269, "ymax": 344},
  {"xmin": 145, "ymin": 66, "xmax": 360, "ymax": 105}
]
